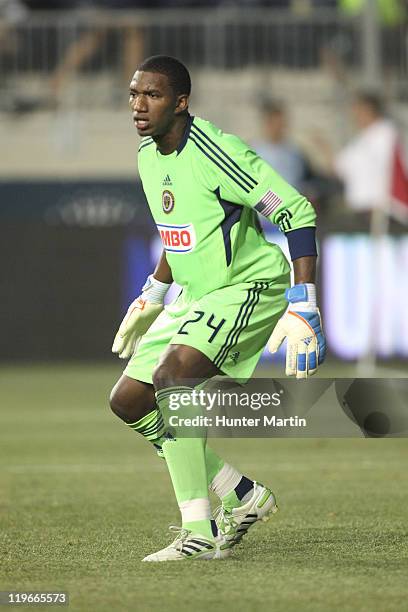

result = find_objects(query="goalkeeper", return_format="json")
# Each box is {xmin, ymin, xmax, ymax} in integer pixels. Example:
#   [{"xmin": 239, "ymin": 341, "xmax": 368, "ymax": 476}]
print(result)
[{"xmin": 110, "ymin": 55, "xmax": 326, "ymax": 562}]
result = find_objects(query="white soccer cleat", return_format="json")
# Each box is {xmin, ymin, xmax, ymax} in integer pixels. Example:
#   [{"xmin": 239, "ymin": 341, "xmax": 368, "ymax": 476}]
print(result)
[
  {"xmin": 215, "ymin": 482, "xmax": 278, "ymax": 547},
  {"xmin": 142, "ymin": 526, "xmax": 231, "ymax": 562}
]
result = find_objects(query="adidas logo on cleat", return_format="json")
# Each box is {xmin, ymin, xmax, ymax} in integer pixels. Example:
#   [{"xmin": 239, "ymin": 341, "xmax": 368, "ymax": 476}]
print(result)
[
  {"xmin": 215, "ymin": 483, "xmax": 278, "ymax": 547},
  {"xmin": 181, "ymin": 538, "xmax": 215, "ymax": 556},
  {"xmin": 142, "ymin": 527, "xmax": 231, "ymax": 561}
]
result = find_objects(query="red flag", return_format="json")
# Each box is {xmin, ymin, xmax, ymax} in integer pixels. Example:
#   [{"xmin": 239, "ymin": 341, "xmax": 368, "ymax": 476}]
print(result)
[{"xmin": 390, "ymin": 141, "xmax": 408, "ymax": 223}]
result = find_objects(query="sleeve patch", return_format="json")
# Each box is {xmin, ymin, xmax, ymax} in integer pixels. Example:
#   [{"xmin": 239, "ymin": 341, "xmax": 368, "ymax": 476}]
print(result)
[{"xmin": 255, "ymin": 190, "xmax": 283, "ymax": 217}]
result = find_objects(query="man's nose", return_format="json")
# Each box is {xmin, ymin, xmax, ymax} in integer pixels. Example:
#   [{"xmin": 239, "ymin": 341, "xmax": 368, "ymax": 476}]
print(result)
[{"xmin": 133, "ymin": 94, "xmax": 147, "ymax": 112}]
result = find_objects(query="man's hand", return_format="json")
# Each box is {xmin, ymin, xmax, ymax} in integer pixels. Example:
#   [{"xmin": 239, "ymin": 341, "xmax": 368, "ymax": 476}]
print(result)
[
  {"xmin": 268, "ymin": 283, "xmax": 326, "ymax": 379},
  {"xmin": 112, "ymin": 275, "xmax": 171, "ymax": 360}
]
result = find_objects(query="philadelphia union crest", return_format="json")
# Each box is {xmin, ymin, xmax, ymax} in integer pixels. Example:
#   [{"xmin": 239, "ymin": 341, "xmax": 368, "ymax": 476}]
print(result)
[{"xmin": 162, "ymin": 189, "xmax": 175, "ymax": 214}]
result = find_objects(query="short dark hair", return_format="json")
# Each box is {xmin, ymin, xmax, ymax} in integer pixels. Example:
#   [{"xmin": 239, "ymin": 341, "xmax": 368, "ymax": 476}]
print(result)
[
  {"xmin": 260, "ymin": 98, "xmax": 285, "ymax": 116},
  {"xmin": 137, "ymin": 55, "xmax": 191, "ymax": 97},
  {"xmin": 354, "ymin": 90, "xmax": 385, "ymax": 116}
]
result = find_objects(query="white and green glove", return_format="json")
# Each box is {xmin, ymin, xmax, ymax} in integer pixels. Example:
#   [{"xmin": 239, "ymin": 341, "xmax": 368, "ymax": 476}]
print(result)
[
  {"xmin": 268, "ymin": 283, "xmax": 326, "ymax": 379},
  {"xmin": 112, "ymin": 275, "xmax": 171, "ymax": 360}
]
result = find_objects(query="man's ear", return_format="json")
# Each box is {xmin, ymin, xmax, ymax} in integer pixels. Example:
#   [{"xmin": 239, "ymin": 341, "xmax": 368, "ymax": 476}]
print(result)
[{"xmin": 175, "ymin": 94, "xmax": 189, "ymax": 115}]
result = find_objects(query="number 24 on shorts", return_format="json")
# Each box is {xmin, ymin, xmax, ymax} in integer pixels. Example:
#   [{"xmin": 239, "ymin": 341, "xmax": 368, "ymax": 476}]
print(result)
[{"xmin": 177, "ymin": 311, "xmax": 226, "ymax": 343}]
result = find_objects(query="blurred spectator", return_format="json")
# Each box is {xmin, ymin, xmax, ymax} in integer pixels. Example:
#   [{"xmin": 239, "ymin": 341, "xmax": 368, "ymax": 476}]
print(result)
[
  {"xmin": 0, "ymin": 0, "xmax": 27, "ymax": 21},
  {"xmin": 333, "ymin": 92, "xmax": 402, "ymax": 214},
  {"xmin": 321, "ymin": 0, "xmax": 407, "ymax": 92},
  {"xmin": 252, "ymin": 99, "xmax": 310, "ymax": 190},
  {"xmin": 290, "ymin": 0, "xmax": 337, "ymax": 12},
  {"xmin": 0, "ymin": 0, "xmax": 26, "ymax": 59},
  {"xmin": 252, "ymin": 99, "xmax": 337, "ymax": 215},
  {"xmin": 338, "ymin": 0, "xmax": 406, "ymax": 27},
  {"xmin": 46, "ymin": 0, "xmax": 223, "ymax": 103},
  {"xmin": 0, "ymin": 0, "xmax": 36, "ymax": 112},
  {"xmin": 47, "ymin": 1, "xmax": 151, "ymax": 103},
  {"xmin": 337, "ymin": 0, "xmax": 407, "ymax": 83}
]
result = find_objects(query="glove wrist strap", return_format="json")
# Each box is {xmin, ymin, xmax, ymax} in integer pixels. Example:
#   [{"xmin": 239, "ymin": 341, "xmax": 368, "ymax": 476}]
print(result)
[
  {"xmin": 286, "ymin": 283, "xmax": 317, "ymax": 312},
  {"xmin": 141, "ymin": 274, "xmax": 172, "ymax": 304}
]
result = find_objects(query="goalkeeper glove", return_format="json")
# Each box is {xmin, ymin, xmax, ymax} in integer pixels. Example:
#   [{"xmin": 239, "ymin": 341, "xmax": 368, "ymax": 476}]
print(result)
[
  {"xmin": 112, "ymin": 275, "xmax": 171, "ymax": 360},
  {"xmin": 268, "ymin": 283, "xmax": 326, "ymax": 379}
]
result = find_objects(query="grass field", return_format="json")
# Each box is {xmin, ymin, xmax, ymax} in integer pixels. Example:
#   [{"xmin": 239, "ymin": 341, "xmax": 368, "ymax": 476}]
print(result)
[{"xmin": 1, "ymin": 364, "xmax": 408, "ymax": 612}]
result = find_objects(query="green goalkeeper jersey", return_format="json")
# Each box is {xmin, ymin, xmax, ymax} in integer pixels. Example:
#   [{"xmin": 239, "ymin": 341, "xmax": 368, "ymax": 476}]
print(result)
[{"xmin": 138, "ymin": 115, "xmax": 316, "ymax": 301}]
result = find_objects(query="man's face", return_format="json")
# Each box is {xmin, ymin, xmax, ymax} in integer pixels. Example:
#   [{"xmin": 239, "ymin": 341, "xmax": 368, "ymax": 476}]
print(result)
[
  {"xmin": 351, "ymin": 101, "xmax": 376, "ymax": 130},
  {"xmin": 264, "ymin": 111, "xmax": 287, "ymax": 142},
  {"xmin": 129, "ymin": 70, "xmax": 186, "ymax": 137}
]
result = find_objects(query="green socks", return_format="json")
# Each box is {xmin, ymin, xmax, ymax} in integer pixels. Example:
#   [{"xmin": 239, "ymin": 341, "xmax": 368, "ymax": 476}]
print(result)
[
  {"xmin": 205, "ymin": 445, "xmax": 225, "ymax": 484},
  {"xmin": 127, "ymin": 405, "xmax": 251, "ymax": 516},
  {"xmin": 127, "ymin": 409, "xmax": 165, "ymax": 443},
  {"xmin": 156, "ymin": 386, "xmax": 214, "ymax": 540}
]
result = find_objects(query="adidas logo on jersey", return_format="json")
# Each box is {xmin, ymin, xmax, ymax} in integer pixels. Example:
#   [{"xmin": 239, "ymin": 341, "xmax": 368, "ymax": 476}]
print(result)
[{"xmin": 162, "ymin": 174, "xmax": 172, "ymax": 186}]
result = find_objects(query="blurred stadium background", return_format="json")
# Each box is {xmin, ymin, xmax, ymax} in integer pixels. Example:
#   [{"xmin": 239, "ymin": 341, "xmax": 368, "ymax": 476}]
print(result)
[
  {"xmin": 1, "ymin": 3, "xmax": 408, "ymax": 610},
  {"xmin": 0, "ymin": 0, "xmax": 407, "ymax": 374}
]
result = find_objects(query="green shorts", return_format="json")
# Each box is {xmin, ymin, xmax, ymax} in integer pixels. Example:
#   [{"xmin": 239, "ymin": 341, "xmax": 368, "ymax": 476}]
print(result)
[{"xmin": 124, "ymin": 273, "xmax": 290, "ymax": 383}]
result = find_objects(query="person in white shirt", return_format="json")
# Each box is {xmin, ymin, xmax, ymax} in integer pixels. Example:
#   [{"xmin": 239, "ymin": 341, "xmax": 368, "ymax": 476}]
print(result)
[{"xmin": 334, "ymin": 91, "xmax": 399, "ymax": 213}]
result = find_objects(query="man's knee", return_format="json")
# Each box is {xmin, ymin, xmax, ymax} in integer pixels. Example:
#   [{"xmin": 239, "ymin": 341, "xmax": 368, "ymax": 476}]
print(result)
[
  {"xmin": 152, "ymin": 357, "xmax": 181, "ymax": 391},
  {"xmin": 152, "ymin": 345, "xmax": 217, "ymax": 391},
  {"xmin": 109, "ymin": 376, "xmax": 155, "ymax": 423},
  {"xmin": 109, "ymin": 382, "xmax": 127, "ymax": 418}
]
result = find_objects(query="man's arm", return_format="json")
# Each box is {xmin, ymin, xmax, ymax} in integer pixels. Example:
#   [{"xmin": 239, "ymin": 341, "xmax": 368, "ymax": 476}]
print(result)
[
  {"xmin": 153, "ymin": 250, "xmax": 173, "ymax": 284},
  {"xmin": 293, "ymin": 256, "xmax": 316, "ymax": 285},
  {"xmin": 194, "ymin": 127, "xmax": 325, "ymax": 376}
]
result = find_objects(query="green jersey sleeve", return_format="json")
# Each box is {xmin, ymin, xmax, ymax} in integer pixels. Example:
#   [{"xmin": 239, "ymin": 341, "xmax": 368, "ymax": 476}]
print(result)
[{"xmin": 190, "ymin": 119, "xmax": 316, "ymax": 233}]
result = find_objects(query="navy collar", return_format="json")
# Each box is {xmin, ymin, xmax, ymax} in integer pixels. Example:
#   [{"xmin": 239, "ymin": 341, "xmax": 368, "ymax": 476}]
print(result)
[{"xmin": 176, "ymin": 114, "xmax": 194, "ymax": 155}]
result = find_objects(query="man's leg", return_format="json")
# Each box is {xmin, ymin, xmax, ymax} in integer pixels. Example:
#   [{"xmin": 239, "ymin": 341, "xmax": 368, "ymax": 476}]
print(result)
[
  {"xmin": 152, "ymin": 343, "xmax": 218, "ymax": 541},
  {"xmin": 110, "ymin": 376, "xmax": 164, "ymax": 450},
  {"xmin": 149, "ymin": 279, "xmax": 287, "ymax": 549},
  {"xmin": 109, "ymin": 374, "xmax": 254, "ymax": 508}
]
